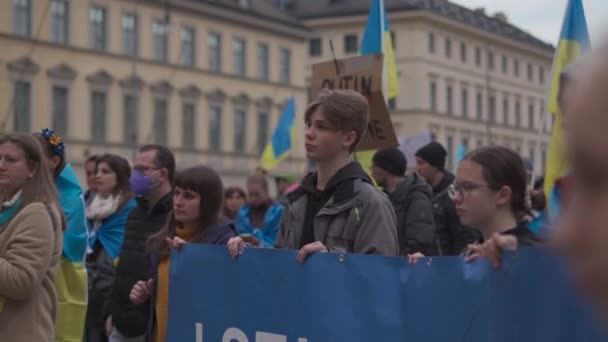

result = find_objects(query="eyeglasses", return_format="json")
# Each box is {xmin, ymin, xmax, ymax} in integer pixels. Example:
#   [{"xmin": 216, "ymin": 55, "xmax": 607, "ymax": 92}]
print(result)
[{"xmin": 448, "ymin": 182, "xmax": 492, "ymax": 199}]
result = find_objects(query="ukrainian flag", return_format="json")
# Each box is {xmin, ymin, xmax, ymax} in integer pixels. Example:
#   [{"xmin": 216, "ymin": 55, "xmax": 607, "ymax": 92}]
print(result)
[
  {"xmin": 544, "ymin": 0, "xmax": 590, "ymax": 214},
  {"xmin": 261, "ymin": 97, "xmax": 297, "ymax": 170},
  {"xmin": 356, "ymin": 0, "xmax": 399, "ymax": 172}
]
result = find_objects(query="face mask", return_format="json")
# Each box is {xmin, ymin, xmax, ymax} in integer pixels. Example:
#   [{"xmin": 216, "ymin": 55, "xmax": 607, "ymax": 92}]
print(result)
[{"xmin": 130, "ymin": 171, "xmax": 153, "ymax": 197}]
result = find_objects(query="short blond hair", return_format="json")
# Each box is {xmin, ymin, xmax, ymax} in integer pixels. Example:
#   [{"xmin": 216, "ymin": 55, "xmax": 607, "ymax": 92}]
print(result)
[{"xmin": 305, "ymin": 89, "xmax": 369, "ymax": 152}]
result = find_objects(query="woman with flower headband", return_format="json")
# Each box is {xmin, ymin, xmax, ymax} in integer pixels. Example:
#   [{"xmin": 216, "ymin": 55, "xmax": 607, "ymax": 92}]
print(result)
[{"xmin": 34, "ymin": 129, "xmax": 89, "ymax": 342}]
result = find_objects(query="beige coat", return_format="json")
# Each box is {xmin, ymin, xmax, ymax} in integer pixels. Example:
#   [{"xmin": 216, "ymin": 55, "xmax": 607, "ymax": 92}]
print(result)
[{"xmin": 0, "ymin": 203, "xmax": 63, "ymax": 341}]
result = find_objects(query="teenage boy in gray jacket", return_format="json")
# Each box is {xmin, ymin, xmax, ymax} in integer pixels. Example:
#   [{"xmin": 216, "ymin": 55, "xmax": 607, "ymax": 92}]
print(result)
[{"xmin": 228, "ymin": 89, "xmax": 399, "ymax": 261}]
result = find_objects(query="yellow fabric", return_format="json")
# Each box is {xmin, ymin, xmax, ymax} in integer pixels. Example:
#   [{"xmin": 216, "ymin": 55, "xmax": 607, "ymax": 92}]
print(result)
[
  {"xmin": 383, "ymin": 31, "xmax": 399, "ymax": 99},
  {"xmin": 55, "ymin": 258, "xmax": 88, "ymax": 342},
  {"xmin": 155, "ymin": 227, "xmax": 195, "ymax": 342},
  {"xmin": 543, "ymin": 40, "xmax": 583, "ymax": 200}
]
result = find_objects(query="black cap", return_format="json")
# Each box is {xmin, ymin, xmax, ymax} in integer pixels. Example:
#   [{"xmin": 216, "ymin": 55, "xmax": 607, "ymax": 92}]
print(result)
[
  {"xmin": 415, "ymin": 142, "xmax": 447, "ymax": 170},
  {"xmin": 372, "ymin": 148, "xmax": 407, "ymax": 176}
]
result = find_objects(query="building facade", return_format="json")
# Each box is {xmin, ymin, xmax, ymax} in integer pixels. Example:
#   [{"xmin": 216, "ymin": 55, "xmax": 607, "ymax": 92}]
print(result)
[
  {"xmin": 0, "ymin": 0, "xmax": 310, "ymax": 185},
  {"xmin": 292, "ymin": 0, "xmax": 554, "ymax": 174}
]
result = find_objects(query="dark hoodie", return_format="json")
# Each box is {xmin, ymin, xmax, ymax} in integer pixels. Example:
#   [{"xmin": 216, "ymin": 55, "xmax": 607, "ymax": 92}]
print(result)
[
  {"xmin": 388, "ymin": 173, "xmax": 437, "ymax": 255},
  {"xmin": 295, "ymin": 162, "xmax": 374, "ymax": 248},
  {"xmin": 432, "ymin": 172, "xmax": 482, "ymax": 255}
]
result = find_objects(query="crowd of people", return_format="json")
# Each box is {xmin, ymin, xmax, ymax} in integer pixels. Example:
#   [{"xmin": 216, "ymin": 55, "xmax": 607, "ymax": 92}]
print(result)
[{"xmin": 1, "ymin": 42, "xmax": 608, "ymax": 341}]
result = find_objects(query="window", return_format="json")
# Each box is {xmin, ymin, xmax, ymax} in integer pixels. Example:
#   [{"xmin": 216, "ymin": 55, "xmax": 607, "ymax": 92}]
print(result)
[
  {"xmin": 515, "ymin": 100, "xmax": 521, "ymax": 128},
  {"xmin": 154, "ymin": 98, "xmax": 168, "ymax": 145},
  {"xmin": 238, "ymin": 0, "xmax": 250, "ymax": 9},
  {"xmin": 234, "ymin": 110, "xmax": 246, "ymax": 152},
  {"xmin": 309, "ymin": 38, "xmax": 322, "ymax": 57},
  {"xmin": 488, "ymin": 94, "xmax": 496, "ymax": 123},
  {"xmin": 257, "ymin": 43, "xmax": 269, "ymax": 81},
  {"xmin": 209, "ymin": 105, "xmax": 222, "ymax": 151},
  {"xmin": 502, "ymin": 55, "xmax": 508, "ymax": 74},
  {"xmin": 13, "ymin": 0, "xmax": 31, "ymax": 37},
  {"xmin": 529, "ymin": 147, "xmax": 536, "ymax": 167},
  {"xmin": 447, "ymin": 135, "xmax": 454, "ymax": 170},
  {"xmin": 390, "ymin": 31, "xmax": 396, "ymax": 49},
  {"xmin": 122, "ymin": 13, "xmax": 137, "ymax": 56},
  {"xmin": 539, "ymin": 67, "xmax": 545, "ymax": 84},
  {"xmin": 388, "ymin": 98, "xmax": 396, "ymax": 111},
  {"xmin": 477, "ymin": 139, "xmax": 483, "ymax": 148},
  {"xmin": 52, "ymin": 86, "xmax": 68, "ymax": 136},
  {"xmin": 91, "ymin": 91, "xmax": 106, "ymax": 143},
  {"xmin": 541, "ymin": 148, "xmax": 547, "ymax": 173},
  {"xmin": 502, "ymin": 98, "xmax": 509, "ymax": 125},
  {"xmin": 153, "ymin": 20, "xmax": 168, "ymax": 62},
  {"xmin": 257, "ymin": 110, "xmax": 269, "ymax": 153},
  {"xmin": 462, "ymin": 138, "xmax": 470, "ymax": 150},
  {"xmin": 445, "ymin": 38, "xmax": 452, "ymax": 58},
  {"xmin": 475, "ymin": 47, "xmax": 481, "ymax": 66},
  {"xmin": 461, "ymin": 88, "xmax": 468, "ymax": 117},
  {"xmin": 476, "ymin": 92, "xmax": 483, "ymax": 120},
  {"xmin": 428, "ymin": 33, "xmax": 435, "ymax": 54},
  {"xmin": 51, "ymin": 0, "xmax": 69, "ymax": 44},
  {"xmin": 528, "ymin": 102, "xmax": 535, "ymax": 129},
  {"xmin": 89, "ymin": 6, "xmax": 106, "ymax": 50},
  {"xmin": 446, "ymin": 85, "xmax": 453, "ymax": 115},
  {"xmin": 182, "ymin": 103, "xmax": 196, "ymax": 148},
  {"xmin": 123, "ymin": 94, "xmax": 138, "ymax": 145},
  {"xmin": 527, "ymin": 63, "xmax": 533, "ymax": 81},
  {"xmin": 429, "ymin": 81, "xmax": 437, "ymax": 112},
  {"xmin": 208, "ymin": 32, "xmax": 222, "ymax": 72},
  {"xmin": 514, "ymin": 59, "xmax": 520, "ymax": 77},
  {"xmin": 13, "ymin": 81, "xmax": 31, "ymax": 132},
  {"xmin": 488, "ymin": 50, "xmax": 495, "ymax": 70},
  {"xmin": 460, "ymin": 42, "xmax": 467, "ymax": 62},
  {"xmin": 279, "ymin": 48, "xmax": 291, "ymax": 84},
  {"xmin": 344, "ymin": 34, "xmax": 358, "ymax": 53},
  {"xmin": 181, "ymin": 26, "xmax": 195, "ymax": 67},
  {"xmin": 233, "ymin": 37, "xmax": 246, "ymax": 76}
]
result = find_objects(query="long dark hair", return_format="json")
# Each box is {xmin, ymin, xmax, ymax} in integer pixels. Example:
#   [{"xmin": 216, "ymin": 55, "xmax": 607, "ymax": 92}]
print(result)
[
  {"xmin": 96, "ymin": 154, "xmax": 133, "ymax": 208},
  {"xmin": 147, "ymin": 165, "xmax": 224, "ymax": 258},
  {"xmin": 463, "ymin": 146, "xmax": 528, "ymax": 218},
  {"xmin": 0, "ymin": 134, "xmax": 66, "ymax": 230}
]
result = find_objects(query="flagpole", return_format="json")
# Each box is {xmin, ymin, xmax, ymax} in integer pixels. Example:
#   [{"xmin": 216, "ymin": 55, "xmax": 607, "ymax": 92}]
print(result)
[
  {"xmin": 530, "ymin": 0, "xmax": 571, "ymax": 186},
  {"xmin": 379, "ymin": 0, "xmax": 389, "ymax": 99}
]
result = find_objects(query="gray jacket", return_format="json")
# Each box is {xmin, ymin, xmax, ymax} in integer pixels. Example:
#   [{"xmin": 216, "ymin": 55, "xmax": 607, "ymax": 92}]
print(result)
[{"xmin": 276, "ymin": 178, "xmax": 399, "ymax": 256}]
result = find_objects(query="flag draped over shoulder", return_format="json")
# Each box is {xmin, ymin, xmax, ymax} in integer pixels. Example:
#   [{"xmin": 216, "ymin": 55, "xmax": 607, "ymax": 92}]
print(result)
[
  {"xmin": 544, "ymin": 0, "xmax": 590, "ymax": 216},
  {"xmin": 356, "ymin": 0, "xmax": 399, "ymax": 170},
  {"xmin": 260, "ymin": 97, "xmax": 297, "ymax": 171}
]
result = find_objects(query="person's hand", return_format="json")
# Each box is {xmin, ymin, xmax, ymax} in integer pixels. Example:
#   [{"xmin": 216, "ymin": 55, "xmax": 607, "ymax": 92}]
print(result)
[
  {"xmin": 296, "ymin": 241, "xmax": 328, "ymax": 264},
  {"xmin": 227, "ymin": 236, "xmax": 246, "ymax": 260},
  {"xmin": 407, "ymin": 252, "xmax": 425, "ymax": 265},
  {"xmin": 241, "ymin": 235, "xmax": 260, "ymax": 247},
  {"xmin": 165, "ymin": 236, "xmax": 187, "ymax": 252},
  {"xmin": 105, "ymin": 315, "xmax": 112, "ymax": 337},
  {"xmin": 465, "ymin": 234, "xmax": 518, "ymax": 268},
  {"xmin": 130, "ymin": 279, "xmax": 154, "ymax": 304}
]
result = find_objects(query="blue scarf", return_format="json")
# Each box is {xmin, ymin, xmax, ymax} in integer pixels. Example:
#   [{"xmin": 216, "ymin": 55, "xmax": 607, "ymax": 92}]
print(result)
[{"xmin": 0, "ymin": 192, "xmax": 22, "ymax": 226}]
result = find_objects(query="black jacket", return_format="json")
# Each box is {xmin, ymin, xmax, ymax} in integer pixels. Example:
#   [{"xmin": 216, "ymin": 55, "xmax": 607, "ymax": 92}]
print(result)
[
  {"xmin": 431, "ymin": 172, "xmax": 481, "ymax": 255},
  {"xmin": 110, "ymin": 193, "xmax": 173, "ymax": 337},
  {"xmin": 388, "ymin": 174, "xmax": 437, "ymax": 256}
]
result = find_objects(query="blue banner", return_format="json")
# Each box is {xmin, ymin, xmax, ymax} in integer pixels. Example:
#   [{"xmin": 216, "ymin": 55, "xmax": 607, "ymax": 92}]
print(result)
[{"xmin": 168, "ymin": 246, "xmax": 607, "ymax": 342}]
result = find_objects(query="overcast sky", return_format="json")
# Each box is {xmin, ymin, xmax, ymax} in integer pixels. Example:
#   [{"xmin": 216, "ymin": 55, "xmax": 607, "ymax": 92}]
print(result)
[{"xmin": 452, "ymin": 0, "xmax": 607, "ymax": 46}]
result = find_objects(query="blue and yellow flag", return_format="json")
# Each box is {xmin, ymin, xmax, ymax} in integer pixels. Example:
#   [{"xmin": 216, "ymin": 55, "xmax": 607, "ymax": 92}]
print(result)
[
  {"xmin": 544, "ymin": 0, "xmax": 590, "ymax": 215},
  {"xmin": 261, "ymin": 97, "xmax": 297, "ymax": 170},
  {"xmin": 356, "ymin": 0, "xmax": 399, "ymax": 171}
]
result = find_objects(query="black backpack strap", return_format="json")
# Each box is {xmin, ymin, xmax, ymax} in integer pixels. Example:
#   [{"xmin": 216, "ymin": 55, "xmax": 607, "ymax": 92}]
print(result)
[{"xmin": 45, "ymin": 205, "xmax": 57, "ymax": 232}]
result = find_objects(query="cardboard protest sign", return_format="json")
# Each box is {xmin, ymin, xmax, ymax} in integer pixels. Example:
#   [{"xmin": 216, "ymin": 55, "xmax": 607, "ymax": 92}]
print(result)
[{"xmin": 311, "ymin": 54, "xmax": 398, "ymax": 151}]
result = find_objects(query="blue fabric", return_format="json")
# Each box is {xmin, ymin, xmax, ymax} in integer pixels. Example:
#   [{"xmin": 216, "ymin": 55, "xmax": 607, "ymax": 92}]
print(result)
[
  {"xmin": 235, "ymin": 203, "xmax": 284, "ymax": 248},
  {"xmin": 270, "ymin": 97, "xmax": 296, "ymax": 157},
  {"xmin": 87, "ymin": 198, "xmax": 137, "ymax": 260},
  {"xmin": 361, "ymin": 0, "xmax": 390, "ymax": 54},
  {"xmin": 56, "ymin": 163, "xmax": 89, "ymax": 263},
  {"xmin": 167, "ymin": 246, "xmax": 608, "ymax": 341},
  {"xmin": 560, "ymin": 0, "xmax": 590, "ymax": 48}
]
